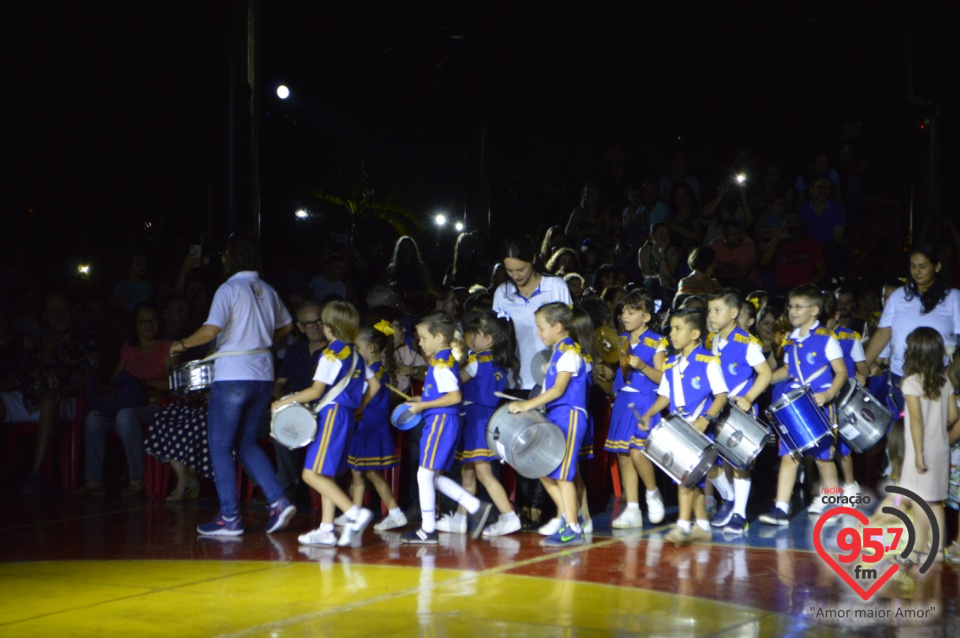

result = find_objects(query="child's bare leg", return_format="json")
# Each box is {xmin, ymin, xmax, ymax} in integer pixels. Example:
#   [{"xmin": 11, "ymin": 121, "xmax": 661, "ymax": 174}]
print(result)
[
  {"xmin": 839, "ymin": 454, "xmax": 856, "ymax": 486},
  {"xmin": 575, "ymin": 472, "xmax": 589, "ymax": 519},
  {"xmin": 558, "ymin": 479, "xmax": 579, "ymax": 526},
  {"xmin": 349, "ymin": 469, "xmax": 365, "ymax": 507},
  {"xmin": 815, "ymin": 459, "xmax": 839, "ymax": 496},
  {"xmin": 475, "ymin": 462, "xmax": 512, "ymax": 514},
  {"xmin": 454, "ymin": 463, "xmax": 478, "ymax": 516},
  {"xmin": 775, "ymin": 455, "xmax": 799, "ymax": 507},
  {"xmin": 678, "ymin": 486, "xmax": 694, "ymax": 522},
  {"xmin": 365, "ymin": 470, "xmax": 399, "ymax": 510},
  {"xmin": 301, "ymin": 470, "xmax": 354, "ymax": 524},
  {"xmin": 630, "ymin": 448, "xmax": 658, "ymax": 491}
]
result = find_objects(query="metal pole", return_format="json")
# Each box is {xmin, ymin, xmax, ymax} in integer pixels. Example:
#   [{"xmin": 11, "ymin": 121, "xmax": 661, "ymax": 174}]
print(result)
[{"xmin": 247, "ymin": 0, "xmax": 261, "ymax": 241}]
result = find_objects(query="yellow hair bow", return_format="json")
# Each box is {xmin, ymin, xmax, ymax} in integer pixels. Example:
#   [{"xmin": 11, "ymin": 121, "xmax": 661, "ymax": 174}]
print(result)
[
  {"xmin": 374, "ymin": 319, "xmax": 395, "ymax": 337},
  {"xmin": 749, "ymin": 298, "xmax": 760, "ymax": 310}
]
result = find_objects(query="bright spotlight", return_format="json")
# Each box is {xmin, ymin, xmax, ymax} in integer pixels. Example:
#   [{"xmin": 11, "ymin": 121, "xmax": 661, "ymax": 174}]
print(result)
[
  {"xmin": 295, "ymin": 209, "xmax": 309, "ymax": 220},
  {"xmin": 77, "ymin": 264, "xmax": 90, "ymax": 276},
  {"xmin": 434, "ymin": 214, "xmax": 446, "ymax": 226},
  {"xmin": 277, "ymin": 85, "xmax": 290, "ymax": 99},
  {"xmin": 454, "ymin": 222, "xmax": 464, "ymax": 232}
]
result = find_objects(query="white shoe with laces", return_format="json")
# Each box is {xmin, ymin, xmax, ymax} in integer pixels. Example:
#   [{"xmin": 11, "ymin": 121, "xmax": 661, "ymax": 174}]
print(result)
[
  {"xmin": 646, "ymin": 490, "xmax": 665, "ymax": 524},
  {"xmin": 612, "ymin": 508, "xmax": 644, "ymax": 529},
  {"xmin": 538, "ymin": 517, "xmax": 563, "ymax": 536},
  {"xmin": 373, "ymin": 512, "xmax": 408, "ymax": 531},
  {"xmin": 436, "ymin": 514, "xmax": 466, "ymax": 534},
  {"xmin": 299, "ymin": 527, "xmax": 337, "ymax": 547},
  {"xmin": 482, "ymin": 516, "xmax": 522, "ymax": 537}
]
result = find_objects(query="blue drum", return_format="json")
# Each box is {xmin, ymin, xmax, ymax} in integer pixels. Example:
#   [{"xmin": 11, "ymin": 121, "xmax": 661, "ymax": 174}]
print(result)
[
  {"xmin": 766, "ymin": 388, "xmax": 833, "ymax": 457},
  {"xmin": 391, "ymin": 404, "xmax": 423, "ymax": 431}
]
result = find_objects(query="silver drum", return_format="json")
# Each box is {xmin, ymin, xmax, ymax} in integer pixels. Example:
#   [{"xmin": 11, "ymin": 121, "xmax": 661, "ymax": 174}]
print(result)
[
  {"xmin": 486, "ymin": 405, "xmax": 566, "ymax": 479},
  {"xmin": 643, "ymin": 413, "xmax": 718, "ymax": 487},
  {"xmin": 713, "ymin": 405, "xmax": 774, "ymax": 470},
  {"xmin": 836, "ymin": 379, "xmax": 891, "ymax": 453},
  {"xmin": 169, "ymin": 360, "xmax": 215, "ymax": 394},
  {"xmin": 270, "ymin": 403, "xmax": 318, "ymax": 450}
]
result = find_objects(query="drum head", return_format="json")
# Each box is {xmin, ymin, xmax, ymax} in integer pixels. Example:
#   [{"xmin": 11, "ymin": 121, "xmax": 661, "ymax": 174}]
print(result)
[
  {"xmin": 530, "ymin": 349, "xmax": 550, "ymax": 386},
  {"xmin": 391, "ymin": 404, "xmax": 423, "ymax": 431},
  {"xmin": 271, "ymin": 404, "xmax": 317, "ymax": 449}
]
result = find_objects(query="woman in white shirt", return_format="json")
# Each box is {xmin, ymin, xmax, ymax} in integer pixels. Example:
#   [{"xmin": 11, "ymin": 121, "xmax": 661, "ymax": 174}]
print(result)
[{"xmin": 865, "ymin": 244, "xmax": 960, "ymax": 414}]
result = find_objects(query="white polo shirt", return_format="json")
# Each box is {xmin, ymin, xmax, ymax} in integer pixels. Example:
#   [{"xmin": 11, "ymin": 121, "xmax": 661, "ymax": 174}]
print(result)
[
  {"xmin": 878, "ymin": 287, "xmax": 960, "ymax": 375},
  {"xmin": 204, "ymin": 271, "xmax": 292, "ymax": 381},
  {"xmin": 493, "ymin": 274, "xmax": 572, "ymax": 390}
]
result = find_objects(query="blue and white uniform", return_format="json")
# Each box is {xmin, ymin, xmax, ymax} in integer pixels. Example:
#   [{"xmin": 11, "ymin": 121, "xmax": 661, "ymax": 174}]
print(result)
[
  {"xmin": 605, "ymin": 329, "xmax": 666, "ymax": 452},
  {"xmin": 419, "ymin": 349, "xmax": 462, "ymax": 472},
  {"xmin": 543, "ymin": 337, "xmax": 589, "ymax": 481},
  {"xmin": 457, "ymin": 351, "xmax": 508, "ymax": 463},
  {"xmin": 348, "ymin": 362, "xmax": 399, "ymax": 471},
  {"xmin": 304, "ymin": 340, "xmax": 366, "ymax": 477}
]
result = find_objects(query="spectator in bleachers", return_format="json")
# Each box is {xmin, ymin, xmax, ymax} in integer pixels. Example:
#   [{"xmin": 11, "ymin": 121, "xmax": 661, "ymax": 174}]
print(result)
[
  {"xmin": 707, "ymin": 219, "xmax": 762, "ymax": 292},
  {"xmin": 386, "ymin": 236, "xmax": 433, "ymax": 311},
  {"xmin": 664, "ymin": 182, "xmax": 703, "ymax": 250},
  {"xmin": 565, "ymin": 182, "xmax": 612, "ymax": 248},
  {"xmin": 659, "ymin": 150, "xmax": 701, "ymax": 204},
  {"xmin": 537, "ymin": 225, "xmax": 567, "ymax": 267}
]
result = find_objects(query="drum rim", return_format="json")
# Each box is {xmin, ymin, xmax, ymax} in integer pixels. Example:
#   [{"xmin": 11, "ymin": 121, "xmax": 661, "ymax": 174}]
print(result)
[{"xmin": 769, "ymin": 387, "xmax": 812, "ymax": 411}]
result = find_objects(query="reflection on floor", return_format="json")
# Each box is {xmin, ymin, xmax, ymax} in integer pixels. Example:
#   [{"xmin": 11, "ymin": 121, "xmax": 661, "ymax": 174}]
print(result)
[{"xmin": 0, "ymin": 492, "xmax": 956, "ymax": 637}]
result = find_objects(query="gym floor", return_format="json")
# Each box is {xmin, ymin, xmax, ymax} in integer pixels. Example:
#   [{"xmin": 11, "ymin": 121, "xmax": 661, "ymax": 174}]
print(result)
[{"xmin": 1, "ymin": 488, "xmax": 956, "ymax": 637}]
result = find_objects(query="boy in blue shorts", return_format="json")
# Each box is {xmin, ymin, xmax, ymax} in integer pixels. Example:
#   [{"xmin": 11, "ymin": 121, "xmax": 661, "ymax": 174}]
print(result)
[{"xmin": 401, "ymin": 312, "xmax": 493, "ymax": 544}]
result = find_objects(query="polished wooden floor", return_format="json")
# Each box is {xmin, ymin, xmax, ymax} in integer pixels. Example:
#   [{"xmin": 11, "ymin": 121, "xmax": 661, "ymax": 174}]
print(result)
[{"xmin": 2, "ymin": 483, "xmax": 957, "ymax": 638}]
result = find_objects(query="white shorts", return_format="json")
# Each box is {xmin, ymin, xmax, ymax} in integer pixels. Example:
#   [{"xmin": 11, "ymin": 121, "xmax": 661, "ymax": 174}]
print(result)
[{"xmin": 1, "ymin": 391, "xmax": 77, "ymax": 423}]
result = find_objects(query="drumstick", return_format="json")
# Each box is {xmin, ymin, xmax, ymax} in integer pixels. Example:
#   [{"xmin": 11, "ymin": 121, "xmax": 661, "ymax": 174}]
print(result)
[
  {"xmin": 383, "ymin": 383, "xmax": 413, "ymax": 402},
  {"xmin": 494, "ymin": 391, "xmax": 521, "ymax": 401}
]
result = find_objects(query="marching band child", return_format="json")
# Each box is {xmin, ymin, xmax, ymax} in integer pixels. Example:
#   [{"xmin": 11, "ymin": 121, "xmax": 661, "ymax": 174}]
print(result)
[
  {"xmin": 821, "ymin": 292, "xmax": 869, "ymax": 509},
  {"xmin": 344, "ymin": 322, "xmax": 407, "ymax": 531},
  {"xmin": 604, "ymin": 290, "xmax": 668, "ymax": 529},
  {"xmin": 759, "ymin": 284, "xmax": 847, "ymax": 526},
  {"xmin": 508, "ymin": 302, "xmax": 590, "ymax": 547},
  {"xmin": 272, "ymin": 300, "xmax": 374, "ymax": 548},
  {"xmin": 401, "ymin": 312, "xmax": 493, "ymax": 544},
  {"xmin": 436, "ymin": 309, "xmax": 522, "ymax": 537},
  {"xmin": 705, "ymin": 289, "xmax": 772, "ymax": 535},
  {"xmin": 638, "ymin": 308, "xmax": 728, "ymax": 545}
]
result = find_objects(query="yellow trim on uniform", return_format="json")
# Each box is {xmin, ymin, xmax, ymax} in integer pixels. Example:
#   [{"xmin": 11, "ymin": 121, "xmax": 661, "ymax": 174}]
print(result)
[
  {"xmin": 560, "ymin": 410, "xmax": 579, "ymax": 480},
  {"xmin": 428, "ymin": 414, "xmax": 447, "ymax": 468},
  {"xmin": 311, "ymin": 404, "xmax": 338, "ymax": 474}
]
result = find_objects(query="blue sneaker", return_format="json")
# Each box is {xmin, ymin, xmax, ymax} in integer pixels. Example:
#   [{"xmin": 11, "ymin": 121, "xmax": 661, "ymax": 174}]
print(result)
[
  {"xmin": 710, "ymin": 500, "xmax": 736, "ymax": 527},
  {"xmin": 723, "ymin": 514, "xmax": 748, "ymax": 536},
  {"xmin": 758, "ymin": 506, "xmax": 790, "ymax": 527},
  {"xmin": 198, "ymin": 515, "xmax": 244, "ymax": 537},
  {"xmin": 541, "ymin": 523, "xmax": 585, "ymax": 547},
  {"xmin": 266, "ymin": 498, "xmax": 297, "ymax": 534}
]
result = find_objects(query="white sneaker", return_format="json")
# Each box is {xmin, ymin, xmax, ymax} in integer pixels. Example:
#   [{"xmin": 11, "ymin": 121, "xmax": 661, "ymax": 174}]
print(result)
[
  {"xmin": 537, "ymin": 517, "xmax": 563, "ymax": 535},
  {"xmin": 333, "ymin": 513, "xmax": 352, "ymax": 527},
  {"xmin": 435, "ymin": 514, "xmax": 466, "ymax": 534},
  {"xmin": 482, "ymin": 516, "xmax": 522, "ymax": 537},
  {"xmin": 807, "ymin": 495, "xmax": 825, "ymax": 516},
  {"xmin": 299, "ymin": 527, "xmax": 337, "ymax": 547},
  {"xmin": 843, "ymin": 482, "xmax": 861, "ymax": 500},
  {"xmin": 612, "ymin": 508, "xmax": 644, "ymax": 529},
  {"xmin": 374, "ymin": 512, "xmax": 408, "ymax": 531},
  {"xmin": 338, "ymin": 508, "xmax": 374, "ymax": 546},
  {"xmin": 580, "ymin": 516, "xmax": 594, "ymax": 534},
  {"xmin": 646, "ymin": 491, "xmax": 665, "ymax": 524}
]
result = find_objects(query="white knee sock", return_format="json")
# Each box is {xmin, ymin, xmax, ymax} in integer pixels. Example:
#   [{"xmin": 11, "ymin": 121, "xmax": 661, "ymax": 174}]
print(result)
[
  {"xmin": 417, "ymin": 467, "xmax": 437, "ymax": 533},
  {"xmin": 733, "ymin": 478, "xmax": 751, "ymax": 518},
  {"xmin": 435, "ymin": 475, "xmax": 480, "ymax": 514},
  {"xmin": 710, "ymin": 473, "xmax": 734, "ymax": 501}
]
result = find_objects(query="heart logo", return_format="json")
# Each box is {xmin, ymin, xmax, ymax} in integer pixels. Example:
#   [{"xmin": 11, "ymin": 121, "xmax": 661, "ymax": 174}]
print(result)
[{"xmin": 813, "ymin": 506, "xmax": 899, "ymax": 601}]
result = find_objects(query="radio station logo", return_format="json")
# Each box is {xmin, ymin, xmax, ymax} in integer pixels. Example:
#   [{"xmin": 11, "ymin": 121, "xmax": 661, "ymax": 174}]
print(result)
[{"xmin": 813, "ymin": 485, "xmax": 940, "ymax": 601}]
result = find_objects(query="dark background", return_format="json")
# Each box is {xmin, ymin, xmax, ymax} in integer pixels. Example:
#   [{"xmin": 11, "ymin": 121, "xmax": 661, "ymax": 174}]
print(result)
[{"xmin": 3, "ymin": 0, "xmax": 958, "ymax": 282}]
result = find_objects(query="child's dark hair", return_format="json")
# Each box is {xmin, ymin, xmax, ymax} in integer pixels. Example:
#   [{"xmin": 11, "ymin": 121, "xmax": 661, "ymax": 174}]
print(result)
[
  {"xmin": 620, "ymin": 290, "xmax": 655, "ymax": 316},
  {"xmin": 709, "ymin": 288, "xmax": 743, "ymax": 312},
  {"xmin": 688, "ymin": 247, "xmax": 716, "ymax": 272},
  {"xmin": 357, "ymin": 323, "xmax": 398, "ymax": 379},
  {"xmin": 535, "ymin": 302, "xmax": 573, "ymax": 331},
  {"xmin": 417, "ymin": 311, "xmax": 458, "ymax": 344},
  {"xmin": 818, "ymin": 290, "xmax": 839, "ymax": 325},
  {"xmin": 789, "ymin": 283, "xmax": 824, "ymax": 311},
  {"xmin": 740, "ymin": 299, "xmax": 759, "ymax": 336},
  {"xmin": 462, "ymin": 309, "xmax": 520, "ymax": 382},
  {"xmin": 571, "ymin": 307, "xmax": 599, "ymax": 381},
  {"xmin": 672, "ymin": 307, "xmax": 707, "ymax": 339},
  {"xmin": 901, "ymin": 326, "xmax": 947, "ymax": 400},
  {"xmin": 579, "ymin": 296, "xmax": 612, "ymax": 331}
]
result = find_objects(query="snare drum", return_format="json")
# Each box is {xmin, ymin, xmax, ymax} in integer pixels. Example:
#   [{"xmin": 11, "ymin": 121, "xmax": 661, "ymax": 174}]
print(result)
[
  {"xmin": 168, "ymin": 360, "xmax": 215, "ymax": 394},
  {"xmin": 486, "ymin": 405, "xmax": 566, "ymax": 479},
  {"xmin": 713, "ymin": 405, "xmax": 774, "ymax": 469},
  {"xmin": 835, "ymin": 379, "xmax": 891, "ymax": 453},
  {"xmin": 766, "ymin": 388, "xmax": 833, "ymax": 457},
  {"xmin": 270, "ymin": 403, "xmax": 318, "ymax": 449},
  {"xmin": 643, "ymin": 413, "xmax": 718, "ymax": 487}
]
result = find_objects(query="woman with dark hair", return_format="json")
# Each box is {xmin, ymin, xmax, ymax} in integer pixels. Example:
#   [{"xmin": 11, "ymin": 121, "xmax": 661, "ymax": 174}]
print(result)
[
  {"xmin": 545, "ymin": 247, "xmax": 581, "ymax": 276},
  {"xmin": 638, "ymin": 223, "xmax": 680, "ymax": 294},
  {"xmin": 538, "ymin": 225, "xmax": 567, "ymax": 265},
  {"xmin": 676, "ymin": 247, "xmax": 721, "ymax": 296},
  {"xmin": 169, "ymin": 232, "xmax": 296, "ymax": 536},
  {"xmin": 665, "ymin": 182, "xmax": 703, "ymax": 248},
  {"xmin": 443, "ymin": 231, "xmax": 489, "ymax": 288},
  {"xmin": 385, "ymin": 236, "xmax": 434, "ymax": 310},
  {"xmin": 865, "ymin": 244, "xmax": 960, "ymax": 414},
  {"xmin": 565, "ymin": 182, "xmax": 612, "ymax": 247}
]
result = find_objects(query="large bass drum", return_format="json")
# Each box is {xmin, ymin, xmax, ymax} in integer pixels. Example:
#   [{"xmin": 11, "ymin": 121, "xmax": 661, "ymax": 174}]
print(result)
[
  {"xmin": 643, "ymin": 413, "xmax": 718, "ymax": 488},
  {"xmin": 486, "ymin": 405, "xmax": 566, "ymax": 479}
]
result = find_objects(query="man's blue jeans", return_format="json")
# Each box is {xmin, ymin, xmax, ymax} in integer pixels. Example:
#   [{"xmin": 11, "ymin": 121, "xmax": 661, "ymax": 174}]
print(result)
[{"xmin": 207, "ymin": 381, "xmax": 283, "ymax": 518}]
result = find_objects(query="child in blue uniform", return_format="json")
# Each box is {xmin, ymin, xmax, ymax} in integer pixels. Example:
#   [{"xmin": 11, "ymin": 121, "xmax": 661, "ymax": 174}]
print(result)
[
  {"xmin": 605, "ymin": 291, "xmax": 668, "ymax": 529},
  {"xmin": 638, "ymin": 308, "xmax": 729, "ymax": 545},
  {"xmin": 401, "ymin": 312, "xmax": 494, "ymax": 544},
  {"xmin": 344, "ymin": 323, "xmax": 406, "ymax": 532},
  {"xmin": 438, "ymin": 310, "xmax": 522, "ymax": 537},
  {"xmin": 508, "ymin": 302, "xmax": 589, "ymax": 547},
  {"xmin": 759, "ymin": 284, "xmax": 848, "ymax": 526},
  {"xmin": 705, "ymin": 289, "xmax": 772, "ymax": 535},
  {"xmin": 271, "ymin": 300, "xmax": 373, "ymax": 548}
]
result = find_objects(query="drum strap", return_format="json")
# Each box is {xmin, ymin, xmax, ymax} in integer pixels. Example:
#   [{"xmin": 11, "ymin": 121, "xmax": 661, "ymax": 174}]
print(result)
[
  {"xmin": 791, "ymin": 343, "xmax": 827, "ymax": 389},
  {"xmin": 201, "ymin": 348, "xmax": 271, "ymax": 361},
  {"xmin": 313, "ymin": 352, "xmax": 359, "ymax": 415}
]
